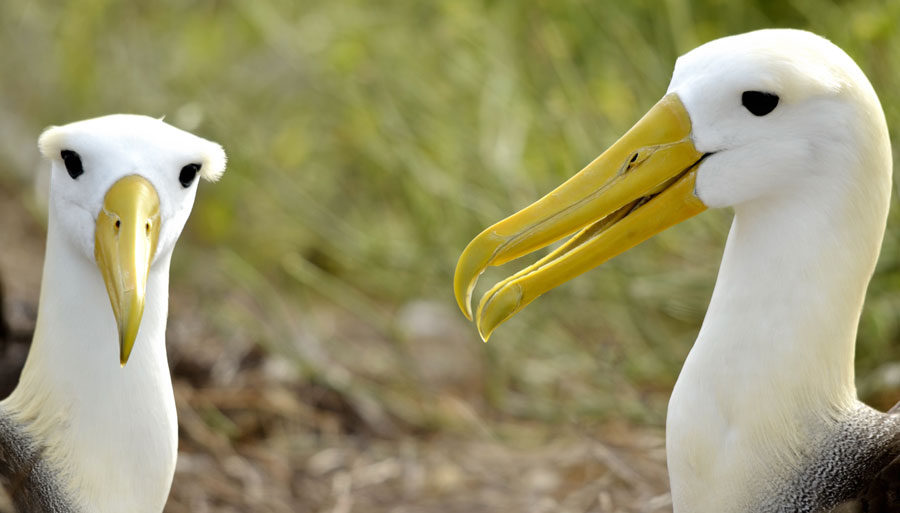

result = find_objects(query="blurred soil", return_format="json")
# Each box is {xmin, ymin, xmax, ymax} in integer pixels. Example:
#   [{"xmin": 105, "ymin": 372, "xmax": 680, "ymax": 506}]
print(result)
[{"xmin": 0, "ymin": 186, "xmax": 672, "ymax": 512}]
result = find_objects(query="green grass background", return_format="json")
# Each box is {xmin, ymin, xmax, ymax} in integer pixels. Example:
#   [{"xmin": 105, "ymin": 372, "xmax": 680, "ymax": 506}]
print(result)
[{"xmin": 1, "ymin": 0, "xmax": 899, "ymax": 433}]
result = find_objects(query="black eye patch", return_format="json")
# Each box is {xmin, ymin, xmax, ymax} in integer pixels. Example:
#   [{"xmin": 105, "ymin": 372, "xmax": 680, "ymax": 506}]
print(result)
[
  {"xmin": 179, "ymin": 163, "xmax": 201, "ymax": 188},
  {"xmin": 742, "ymin": 91, "xmax": 779, "ymax": 116},
  {"xmin": 60, "ymin": 150, "xmax": 84, "ymax": 179}
]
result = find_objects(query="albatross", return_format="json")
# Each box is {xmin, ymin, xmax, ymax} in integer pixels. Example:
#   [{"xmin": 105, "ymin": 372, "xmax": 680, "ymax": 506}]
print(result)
[
  {"xmin": 454, "ymin": 29, "xmax": 900, "ymax": 512},
  {"xmin": 0, "ymin": 115, "xmax": 225, "ymax": 512}
]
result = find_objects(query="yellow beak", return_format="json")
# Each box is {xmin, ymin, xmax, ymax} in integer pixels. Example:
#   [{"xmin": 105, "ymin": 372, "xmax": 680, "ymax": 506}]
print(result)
[
  {"xmin": 94, "ymin": 175, "xmax": 161, "ymax": 366},
  {"xmin": 454, "ymin": 94, "xmax": 708, "ymax": 341}
]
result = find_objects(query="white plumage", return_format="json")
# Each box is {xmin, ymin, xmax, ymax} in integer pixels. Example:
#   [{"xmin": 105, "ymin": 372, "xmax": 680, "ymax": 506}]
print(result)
[
  {"xmin": 455, "ymin": 29, "xmax": 898, "ymax": 512},
  {"xmin": 1, "ymin": 115, "xmax": 224, "ymax": 512},
  {"xmin": 665, "ymin": 30, "xmax": 892, "ymax": 512}
]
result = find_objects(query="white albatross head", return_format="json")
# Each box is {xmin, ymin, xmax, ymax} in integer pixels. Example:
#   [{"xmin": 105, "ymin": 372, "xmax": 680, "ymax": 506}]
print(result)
[
  {"xmin": 454, "ymin": 28, "xmax": 891, "ymax": 339},
  {"xmin": 36, "ymin": 114, "xmax": 226, "ymax": 364},
  {"xmin": 674, "ymin": 29, "xmax": 888, "ymax": 210}
]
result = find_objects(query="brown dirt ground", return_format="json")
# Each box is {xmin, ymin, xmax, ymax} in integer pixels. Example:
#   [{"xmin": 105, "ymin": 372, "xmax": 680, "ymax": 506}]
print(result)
[{"xmin": 0, "ymin": 184, "xmax": 671, "ymax": 513}]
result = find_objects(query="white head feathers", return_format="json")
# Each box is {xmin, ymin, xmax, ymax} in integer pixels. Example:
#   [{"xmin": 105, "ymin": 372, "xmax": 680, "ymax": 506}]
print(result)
[
  {"xmin": 38, "ymin": 114, "xmax": 226, "ymax": 182},
  {"xmin": 35, "ymin": 114, "xmax": 226, "ymax": 265}
]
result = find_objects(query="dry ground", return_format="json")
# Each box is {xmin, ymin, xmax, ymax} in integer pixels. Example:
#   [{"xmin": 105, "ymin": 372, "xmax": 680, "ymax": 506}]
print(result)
[{"xmin": 0, "ymin": 184, "xmax": 671, "ymax": 512}]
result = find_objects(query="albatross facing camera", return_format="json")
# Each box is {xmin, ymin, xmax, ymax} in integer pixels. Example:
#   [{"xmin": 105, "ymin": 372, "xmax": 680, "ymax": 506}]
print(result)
[
  {"xmin": 0, "ymin": 115, "xmax": 225, "ymax": 512},
  {"xmin": 455, "ymin": 29, "xmax": 900, "ymax": 512}
]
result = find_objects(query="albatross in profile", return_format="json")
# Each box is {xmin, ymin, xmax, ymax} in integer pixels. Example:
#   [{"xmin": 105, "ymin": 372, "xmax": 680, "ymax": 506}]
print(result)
[
  {"xmin": 0, "ymin": 115, "xmax": 225, "ymax": 512},
  {"xmin": 454, "ymin": 29, "xmax": 900, "ymax": 512}
]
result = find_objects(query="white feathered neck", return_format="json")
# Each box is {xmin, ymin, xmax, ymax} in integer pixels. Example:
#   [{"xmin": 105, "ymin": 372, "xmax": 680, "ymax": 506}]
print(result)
[
  {"xmin": 1, "ymin": 199, "xmax": 178, "ymax": 513},
  {"xmin": 665, "ymin": 69, "xmax": 892, "ymax": 513}
]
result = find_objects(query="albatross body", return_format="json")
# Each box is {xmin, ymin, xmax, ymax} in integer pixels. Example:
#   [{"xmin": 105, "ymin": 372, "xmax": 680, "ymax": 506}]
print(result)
[
  {"xmin": 0, "ymin": 115, "xmax": 225, "ymax": 512},
  {"xmin": 454, "ymin": 29, "xmax": 900, "ymax": 512}
]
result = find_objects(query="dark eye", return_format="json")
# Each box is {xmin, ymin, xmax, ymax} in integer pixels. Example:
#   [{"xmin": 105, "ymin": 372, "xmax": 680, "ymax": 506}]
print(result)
[
  {"xmin": 179, "ymin": 163, "xmax": 201, "ymax": 188},
  {"xmin": 60, "ymin": 150, "xmax": 84, "ymax": 179},
  {"xmin": 742, "ymin": 91, "xmax": 779, "ymax": 116}
]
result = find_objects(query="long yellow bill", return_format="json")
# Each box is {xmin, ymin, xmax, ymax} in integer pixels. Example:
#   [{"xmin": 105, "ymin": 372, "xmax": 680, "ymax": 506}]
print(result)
[
  {"xmin": 454, "ymin": 94, "xmax": 708, "ymax": 341},
  {"xmin": 94, "ymin": 175, "xmax": 161, "ymax": 366}
]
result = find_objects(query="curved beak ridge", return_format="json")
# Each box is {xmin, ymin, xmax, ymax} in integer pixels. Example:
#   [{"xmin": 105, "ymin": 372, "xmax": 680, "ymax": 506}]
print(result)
[
  {"xmin": 94, "ymin": 175, "xmax": 161, "ymax": 366},
  {"xmin": 454, "ymin": 94, "xmax": 708, "ymax": 340}
]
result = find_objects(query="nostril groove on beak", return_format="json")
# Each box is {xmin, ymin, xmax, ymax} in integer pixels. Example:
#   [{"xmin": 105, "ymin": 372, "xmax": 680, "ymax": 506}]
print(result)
[
  {"xmin": 624, "ymin": 151, "xmax": 642, "ymax": 174},
  {"xmin": 114, "ymin": 219, "xmax": 121, "ymax": 230},
  {"xmin": 145, "ymin": 221, "xmax": 151, "ymax": 235}
]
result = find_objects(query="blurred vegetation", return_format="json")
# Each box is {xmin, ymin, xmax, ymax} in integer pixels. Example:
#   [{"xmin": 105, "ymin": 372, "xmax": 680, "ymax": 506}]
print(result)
[{"xmin": 1, "ymin": 0, "xmax": 900, "ymax": 438}]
